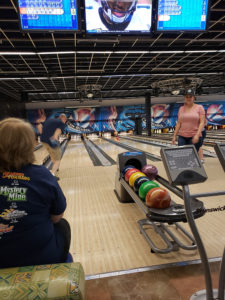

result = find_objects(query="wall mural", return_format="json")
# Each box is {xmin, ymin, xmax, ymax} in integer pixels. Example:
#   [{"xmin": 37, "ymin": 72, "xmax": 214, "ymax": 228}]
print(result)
[{"xmin": 27, "ymin": 101, "xmax": 225, "ymax": 134}]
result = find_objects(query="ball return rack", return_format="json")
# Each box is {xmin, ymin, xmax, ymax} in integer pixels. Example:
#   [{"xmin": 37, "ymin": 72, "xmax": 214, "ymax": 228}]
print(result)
[{"xmin": 115, "ymin": 151, "xmax": 205, "ymax": 254}]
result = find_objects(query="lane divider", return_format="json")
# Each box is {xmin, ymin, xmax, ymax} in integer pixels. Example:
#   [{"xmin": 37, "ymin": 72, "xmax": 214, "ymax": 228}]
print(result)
[{"xmin": 87, "ymin": 139, "xmax": 116, "ymax": 165}]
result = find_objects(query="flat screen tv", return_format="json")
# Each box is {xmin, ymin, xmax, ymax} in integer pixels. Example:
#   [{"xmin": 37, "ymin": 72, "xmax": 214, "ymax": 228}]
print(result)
[
  {"xmin": 157, "ymin": 0, "xmax": 210, "ymax": 31},
  {"xmin": 85, "ymin": 0, "xmax": 152, "ymax": 34},
  {"xmin": 18, "ymin": 0, "xmax": 79, "ymax": 31}
]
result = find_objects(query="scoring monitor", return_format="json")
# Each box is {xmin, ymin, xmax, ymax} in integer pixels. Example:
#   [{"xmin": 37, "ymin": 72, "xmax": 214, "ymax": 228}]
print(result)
[
  {"xmin": 18, "ymin": 0, "xmax": 79, "ymax": 31},
  {"xmin": 157, "ymin": 0, "xmax": 210, "ymax": 31},
  {"xmin": 160, "ymin": 146, "xmax": 208, "ymax": 185}
]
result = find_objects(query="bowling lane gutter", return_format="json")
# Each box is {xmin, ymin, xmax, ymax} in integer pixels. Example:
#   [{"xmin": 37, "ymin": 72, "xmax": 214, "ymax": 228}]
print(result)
[
  {"xmin": 44, "ymin": 139, "xmax": 69, "ymax": 170},
  {"xmin": 83, "ymin": 139, "xmax": 115, "ymax": 166},
  {"xmin": 34, "ymin": 143, "xmax": 42, "ymax": 151},
  {"xmin": 82, "ymin": 139, "xmax": 102, "ymax": 166},
  {"xmin": 101, "ymin": 137, "xmax": 161, "ymax": 162},
  {"xmin": 122, "ymin": 136, "xmax": 216, "ymax": 158},
  {"xmin": 87, "ymin": 138, "xmax": 116, "ymax": 165}
]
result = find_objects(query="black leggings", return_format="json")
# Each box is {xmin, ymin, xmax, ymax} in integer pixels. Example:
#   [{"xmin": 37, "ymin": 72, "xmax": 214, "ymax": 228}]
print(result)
[
  {"xmin": 178, "ymin": 135, "xmax": 203, "ymax": 152},
  {"xmin": 54, "ymin": 218, "xmax": 71, "ymax": 262}
]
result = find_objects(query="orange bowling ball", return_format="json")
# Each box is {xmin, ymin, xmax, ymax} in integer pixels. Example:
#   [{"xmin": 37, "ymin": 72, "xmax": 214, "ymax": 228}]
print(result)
[
  {"xmin": 125, "ymin": 168, "xmax": 139, "ymax": 182},
  {"xmin": 145, "ymin": 187, "xmax": 171, "ymax": 209}
]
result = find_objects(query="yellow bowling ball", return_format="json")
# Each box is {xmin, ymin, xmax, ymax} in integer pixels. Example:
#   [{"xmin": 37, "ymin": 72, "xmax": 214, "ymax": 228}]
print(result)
[{"xmin": 129, "ymin": 172, "xmax": 146, "ymax": 188}]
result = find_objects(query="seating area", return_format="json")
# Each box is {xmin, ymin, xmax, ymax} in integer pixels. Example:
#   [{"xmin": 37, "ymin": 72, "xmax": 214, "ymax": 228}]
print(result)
[{"xmin": 0, "ymin": 262, "xmax": 85, "ymax": 300}]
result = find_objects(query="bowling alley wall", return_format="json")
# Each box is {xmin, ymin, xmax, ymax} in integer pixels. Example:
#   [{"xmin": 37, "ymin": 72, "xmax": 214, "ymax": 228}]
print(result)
[{"xmin": 27, "ymin": 101, "xmax": 225, "ymax": 135}]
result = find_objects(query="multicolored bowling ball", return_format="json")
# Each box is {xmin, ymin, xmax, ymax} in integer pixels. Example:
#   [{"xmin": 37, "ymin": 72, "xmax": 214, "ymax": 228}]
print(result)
[
  {"xmin": 141, "ymin": 164, "xmax": 158, "ymax": 180},
  {"xmin": 125, "ymin": 168, "xmax": 139, "ymax": 182},
  {"xmin": 139, "ymin": 181, "xmax": 160, "ymax": 201},
  {"xmin": 121, "ymin": 165, "xmax": 135, "ymax": 178},
  {"xmin": 133, "ymin": 176, "xmax": 150, "ymax": 192},
  {"xmin": 129, "ymin": 172, "xmax": 146, "ymax": 188},
  {"xmin": 145, "ymin": 187, "xmax": 171, "ymax": 209}
]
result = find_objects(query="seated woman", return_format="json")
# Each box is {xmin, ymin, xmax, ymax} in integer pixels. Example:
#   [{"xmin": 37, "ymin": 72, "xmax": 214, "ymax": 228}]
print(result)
[{"xmin": 0, "ymin": 118, "xmax": 71, "ymax": 268}]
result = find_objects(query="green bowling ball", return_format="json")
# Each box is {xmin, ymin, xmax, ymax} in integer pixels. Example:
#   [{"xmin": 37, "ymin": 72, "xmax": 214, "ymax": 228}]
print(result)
[{"xmin": 138, "ymin": 181, "xmax": 160, "ymax": 201}]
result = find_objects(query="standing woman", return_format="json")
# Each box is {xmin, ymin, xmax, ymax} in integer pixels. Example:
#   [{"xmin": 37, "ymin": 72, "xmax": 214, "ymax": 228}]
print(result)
[{"xmin": 172, "ymin": 89, "xmax": 205, "ymax": 152}]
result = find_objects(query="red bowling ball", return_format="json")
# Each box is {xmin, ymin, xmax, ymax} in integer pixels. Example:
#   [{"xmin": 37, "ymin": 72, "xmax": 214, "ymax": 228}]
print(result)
[
  {"xmin": 145, "ymin": 187, "xmax": 171, "ymax": 209},
  {"xmin": 124, "ymin": 168, "xmax": 139, "ymax": 182}
]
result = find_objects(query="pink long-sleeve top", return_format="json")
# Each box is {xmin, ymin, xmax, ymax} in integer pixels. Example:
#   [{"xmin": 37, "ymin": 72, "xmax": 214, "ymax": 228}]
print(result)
[{"xmin": 178, "ymin": 104, "xmax": 205, "ymax": 137}]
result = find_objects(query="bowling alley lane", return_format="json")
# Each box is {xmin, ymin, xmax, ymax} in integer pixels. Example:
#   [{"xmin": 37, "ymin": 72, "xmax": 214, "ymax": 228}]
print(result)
[
  {"xmin": 93, "ymin": 138, "xmax": 131, "ymax": 161},
  {"xmin": 132, "ymin": 134, "xmax": 217, "ymax": 157},
  {"xmin": 118, "ymin": 136, "xmax": 163, "ymax": 157},
  {"xmin": 57, "ymin": 137, "xmax": 225, "ymax": 276},
  {"xmin": 58, "ymin": 140, "xmax": 94, "ymax": 177}
]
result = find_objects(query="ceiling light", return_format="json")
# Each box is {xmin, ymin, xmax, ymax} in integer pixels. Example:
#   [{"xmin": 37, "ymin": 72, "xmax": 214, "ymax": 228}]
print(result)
[
  {"xmin": 38, "ymin": 51, "xmax": 75, "ymax": 55},
  {"xmin": 0, "ymin": 49, "xmax": 225, "ymax": 56},
  {"xmin": 150, "ymin": 51, "xmax": 183, "ymax": 54},
  {"xmin": 185, "ymin": 50, "xmax": 217, "ymax": 53},
  {"xmin": 77, "ymin": 51, "xmax": 112, "ymax": 54},
  {"xmin": 0, "ymin": 52, "xmax": 36, "ymax": 55},
  {"xmin": 87, "ymin": 93, "xmax": 93, "ymax": 98},
  {"xmin": 116, "ymin": 51, "xmax": 149, "ymax": 54},
  {"xmin": 171, "ymin": 90, "xmax": 180, "ymax": 95}
]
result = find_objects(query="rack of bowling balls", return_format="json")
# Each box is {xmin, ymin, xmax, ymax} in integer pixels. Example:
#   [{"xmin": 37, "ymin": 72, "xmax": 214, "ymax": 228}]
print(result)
[
  {"xmin": 121, "ymin": 164, "xmax": 200, "ymax": 253},
  {"xmin": 122, "ymin": 164, "xmax": 171, "ymax": 209}
]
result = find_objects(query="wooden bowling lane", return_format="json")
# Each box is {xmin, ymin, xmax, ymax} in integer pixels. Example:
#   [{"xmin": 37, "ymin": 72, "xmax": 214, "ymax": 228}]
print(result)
[
  {"xmin": 93, "ymin": 138, "xmax": 129, "ymax": 161},
  {"xmin": 58, "ymin": 140, "xmax": 93, "ymax": 178},
  {"xmin": 33, "ymin": 144, "xmax": 48, "ymax": 165},
  {"xmin": 119, "ymin": 137, "xmax": 162, "ymax": 157},
  {"xmin": 133, "ymin": 134, "xmax": 216, "ymax": 157}
]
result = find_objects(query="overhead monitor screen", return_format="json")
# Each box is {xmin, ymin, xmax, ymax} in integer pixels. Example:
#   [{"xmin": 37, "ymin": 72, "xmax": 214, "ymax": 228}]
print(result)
[
  {"xmin": 85, "ymin": 0, "xmax": 152, "ymax": 34},
  {"xmin": 18, "ymin": 0, "xmax": 79, "ymax": 31},
  {"xmin": 157, "ymin": 0, "xmax": 209, "ymax": 31}
]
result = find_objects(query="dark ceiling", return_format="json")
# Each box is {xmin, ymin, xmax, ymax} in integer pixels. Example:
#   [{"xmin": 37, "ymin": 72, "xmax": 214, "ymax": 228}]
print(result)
[{"xmin": 0, "ymin": 0, "xmax": 225, "ymax": 103}]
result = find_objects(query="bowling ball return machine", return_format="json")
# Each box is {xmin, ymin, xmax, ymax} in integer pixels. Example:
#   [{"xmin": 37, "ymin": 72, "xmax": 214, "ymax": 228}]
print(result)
[{"xmin": 115, "ymin": 151, "xmax": 205, "ymax": 254}]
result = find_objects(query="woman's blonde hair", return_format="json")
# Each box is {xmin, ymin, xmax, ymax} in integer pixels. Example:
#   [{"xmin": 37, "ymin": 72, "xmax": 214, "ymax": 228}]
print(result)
[{"xmin": 0, "ymin": 118, "xmax": 35, "ymax": 172}]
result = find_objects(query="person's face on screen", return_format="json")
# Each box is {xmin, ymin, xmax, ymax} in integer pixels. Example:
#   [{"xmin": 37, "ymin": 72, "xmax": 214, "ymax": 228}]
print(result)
[
  {"xmin": 107, "ymin": 1, "xmax": 134, "ymax": 17},
  {"xmin": 102, "ymin": 0, "xmax": 137, "ymax": 25}
]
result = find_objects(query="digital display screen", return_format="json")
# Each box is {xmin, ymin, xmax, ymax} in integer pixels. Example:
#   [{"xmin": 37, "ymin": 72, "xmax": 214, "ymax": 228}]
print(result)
[
  {"xmin": 85, "ymin": 0, "xmax": 152, "ymax": 34},
  {"xmin": 165, "ymin": 148, "xmax": 200, "ymax": 171},
  {"xmin": 157, "ymin": 0, "xmax": 209, "ymax": 31},
  {"xmin": 18, "ymin": 0, "xmax": 79, "ymax": 31}
]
